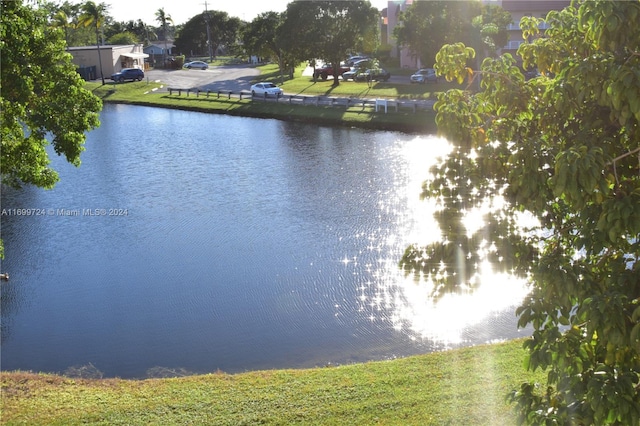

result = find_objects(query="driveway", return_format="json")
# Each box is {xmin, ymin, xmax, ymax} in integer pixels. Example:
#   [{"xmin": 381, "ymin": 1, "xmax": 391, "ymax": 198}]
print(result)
[{"xmin": 145, "ymin": 65, "xmax": 261, "ymax": 92}]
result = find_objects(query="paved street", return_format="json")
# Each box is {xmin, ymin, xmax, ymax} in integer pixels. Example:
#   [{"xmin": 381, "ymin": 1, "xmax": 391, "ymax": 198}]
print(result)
[
  {"xmin": 144, "ymin": 64, "xmax": 411, "ymax": 93},
  {"xmin": 145, "ymin": 64, "xmax": 260, "ymax": 92}
]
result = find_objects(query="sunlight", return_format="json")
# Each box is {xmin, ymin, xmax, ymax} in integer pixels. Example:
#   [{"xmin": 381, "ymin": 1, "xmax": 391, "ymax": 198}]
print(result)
[{"xmin": 351, "ymin": 134, "xmax": 532, "ymax": 346}]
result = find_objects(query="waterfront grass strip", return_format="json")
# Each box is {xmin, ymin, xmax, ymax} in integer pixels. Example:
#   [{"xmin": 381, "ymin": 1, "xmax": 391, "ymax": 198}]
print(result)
[{"xmin": 1, "ymin": 339, "xmax": 543, "ymax": 425}]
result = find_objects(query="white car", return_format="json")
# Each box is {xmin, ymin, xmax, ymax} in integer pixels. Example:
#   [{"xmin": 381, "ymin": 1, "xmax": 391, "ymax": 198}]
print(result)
[
  {"xmin": 250, "ymin": 82, "xmax": 283, "ymax": 97},
  {"xmin": 184, "ymin": 61, "xmax": 208, "ymax": 70}
]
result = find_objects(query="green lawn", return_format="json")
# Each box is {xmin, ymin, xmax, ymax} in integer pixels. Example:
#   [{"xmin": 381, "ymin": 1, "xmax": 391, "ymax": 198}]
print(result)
[
  {"xmin": 1, "ymin": 339, "xmax": 544, "ymax": 425},
  {"xmin": 85, "ymin": 69, "xmax": 439, "ymax": 134},
  {"xmin": 253, "ymin": 63, "xmax": 463, "ymax": 99}
]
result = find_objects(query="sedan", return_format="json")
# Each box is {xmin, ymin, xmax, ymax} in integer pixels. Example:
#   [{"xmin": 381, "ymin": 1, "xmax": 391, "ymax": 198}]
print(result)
[
  {"xmin": 341, "ymin": 68, "xmax": 361, "ymax": 81},
  {"xmin": 354, "ymin": 68, "xmax": 391, "ymax": 82},
  {"xmin": 410, "ymin": 68, "xmax": 438, "ymax": 84},
  {"xmin": 184, "ymin": 61, "xmax": 209, "ymax": 70},
  {"xmin": 250, "ymin": 82, "xmax": 283, "ymax": 97},
  {"xmin": 110, "ymin": 68, "xmax": 144, "ymax": 83}
]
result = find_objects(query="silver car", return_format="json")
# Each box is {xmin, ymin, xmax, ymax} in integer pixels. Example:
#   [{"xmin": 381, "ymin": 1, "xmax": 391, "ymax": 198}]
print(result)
[
  {"xmin": 184, "ymin": 61, "xmax": 209, "ymax": 70},
  {"xmin": 410, "ymin": 68, "xmax": 438, "ymax": 84},
  {"xmin": 250, "ymin": 82, "xmax": 283, "ymax": 96}
]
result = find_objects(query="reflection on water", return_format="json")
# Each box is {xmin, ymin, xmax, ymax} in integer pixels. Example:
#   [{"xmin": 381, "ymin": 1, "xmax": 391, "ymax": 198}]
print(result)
[
  {"xmin": 340, "ymin": 137, "xmax": 531, "ymax": 345},
  {"xmin": 0, "ymin": 105, "xmax": 531, "ymax": 378}
]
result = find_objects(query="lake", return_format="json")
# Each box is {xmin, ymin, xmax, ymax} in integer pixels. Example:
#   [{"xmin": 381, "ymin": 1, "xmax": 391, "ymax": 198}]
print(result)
[{"xmin": 0, "ymin": 104, "xmax": 530, "ymax": 378}]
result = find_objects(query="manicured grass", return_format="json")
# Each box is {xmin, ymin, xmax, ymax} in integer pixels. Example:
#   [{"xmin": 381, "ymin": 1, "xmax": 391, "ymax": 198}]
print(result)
[
  {"xmin": 1, "ymin": 339, "xmax": 543, "ymax": 425},
  {"xmin": 253, "ymin": 63, "xmax": 460, "ymax": 99},
  {"xmin": 86, "ymin": 75, "xmax": 438, "ymax": 133}
]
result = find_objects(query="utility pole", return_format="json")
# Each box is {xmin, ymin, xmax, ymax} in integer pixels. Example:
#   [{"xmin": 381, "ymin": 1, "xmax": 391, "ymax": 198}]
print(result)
[{"xmin": 203, "ymin": 1, "xmax": 213, "ymax": 62}]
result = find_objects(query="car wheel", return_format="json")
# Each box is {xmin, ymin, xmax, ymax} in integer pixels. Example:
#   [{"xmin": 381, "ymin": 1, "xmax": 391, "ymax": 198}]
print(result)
[
  {"xmin": 137, "ymin": 76, "xmax": 143, "ymax": 81},
  {"xmin": 321, "ymin": 73, "xmax": 328, "ymax": 81}
]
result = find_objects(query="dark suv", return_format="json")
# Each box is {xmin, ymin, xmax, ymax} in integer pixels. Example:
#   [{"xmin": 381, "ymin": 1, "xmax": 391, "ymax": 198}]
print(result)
[{"xmin": 110, "ymin": 68, "xmax": 144, "ymax": 83}]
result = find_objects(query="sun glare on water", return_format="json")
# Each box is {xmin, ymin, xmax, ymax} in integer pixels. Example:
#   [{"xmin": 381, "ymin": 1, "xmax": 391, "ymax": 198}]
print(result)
[{"xmin": 350, "ymin": 135, "xmax": 531, "ymax": 345}]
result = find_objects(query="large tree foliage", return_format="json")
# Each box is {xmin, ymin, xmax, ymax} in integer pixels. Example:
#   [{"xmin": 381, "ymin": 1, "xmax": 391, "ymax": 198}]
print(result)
[
  {"xmin": 393, "ymin": 0, "xmax": 482, "ymax": 67},
  {"xmin": 174, "ymin": 10, "xmax": 240, "ymax": 58},
  {"xmin": 242, "ymin": 11, "xmax": 299, "ymax": 82},
  {"xmin": 402, "ymin": 0, "xmax": 639, "ymax": 424},
  {"xmin": 281, "ymin": 0, "xmax": 379, "ymax": 85},
  {"xmin": 1, "ymin": 0, "xmax": 102, "ymax": 188},
  {"xmin": 0, "ymin": 0, "xmax": 102, "ymax": 256}
]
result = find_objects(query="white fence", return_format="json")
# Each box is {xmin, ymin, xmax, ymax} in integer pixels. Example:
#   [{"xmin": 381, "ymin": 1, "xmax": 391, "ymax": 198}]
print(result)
[{"xmin": 166, "ymin": 88, "xmax": 435, "ymax": 114}]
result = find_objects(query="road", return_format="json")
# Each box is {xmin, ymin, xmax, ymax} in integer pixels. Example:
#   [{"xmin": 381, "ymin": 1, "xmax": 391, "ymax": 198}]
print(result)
[
  {"xmin": 144, "ymin": 64, "xmax": 411, "ymax": 93},
  {"xmin": 145, "ymin": 65, "xmax": 261, "ymax": 92}
]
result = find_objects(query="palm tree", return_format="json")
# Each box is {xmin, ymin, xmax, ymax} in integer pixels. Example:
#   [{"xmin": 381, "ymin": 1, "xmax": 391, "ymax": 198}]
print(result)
[
  {"xmin": 78, "ymin": 1, "xmax": 108, "ymax": 84},
  {"xmin": 51, "ymin": 10, "xmax": 74, "ymax": 48},
  {"xmin": 155, "ymin": 8, "xmax": 173, "ymax": 68}
]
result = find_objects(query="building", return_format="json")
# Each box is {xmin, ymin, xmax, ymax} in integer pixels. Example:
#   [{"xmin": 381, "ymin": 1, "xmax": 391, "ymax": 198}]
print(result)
[
  {"xmin": 384, "ymin": 0, "xmax": 417, "ymax": 69},
  {"xmin": 383, "ymin": 0, "xmax": 571, "ymax": 69},
  {"xmin": 143, "ymin": 40, "xmax": 175, "ymax": 67},
  {"xmin": 68, "ymin": 44, "xmax": 148, "ymax": 81},
  {"xmin": 499, "ymin": 0, "xmax": 571, "ymax": 53}
]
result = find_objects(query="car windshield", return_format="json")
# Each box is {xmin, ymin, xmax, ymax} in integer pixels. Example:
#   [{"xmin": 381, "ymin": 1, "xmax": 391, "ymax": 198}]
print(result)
[{"xmin": 264, "ymin": 83, "xmax": 276, "ymax": 88}]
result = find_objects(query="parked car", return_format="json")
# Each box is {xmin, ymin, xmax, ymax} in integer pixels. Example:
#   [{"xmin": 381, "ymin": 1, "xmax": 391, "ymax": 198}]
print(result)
[
  {"xmin": 250, "ymin": 82, "xmax": 283, "ymax": 97},
  {"xmin": 410, "ymin": 68, "xmax": 438, "ymax": 84},
  {"xmin": 110, "ymin": 68, "xmax": 144, "ymax": 83},
  {"xmin": 355, "ymin": 68, "xmax": 391, "ymax": 82},
  {"xmin": 345, "ymin": 55, "xmax": 369, "ymax": 66},
  {"xmin": 184, "ymin": 61, "xmax": 209, "ymax": 70},
  {"xmin": 313, "ymin": 63, "xmax": 351, "ymax": 80},
  {"xmin": 350, "ymin": 58, "xmax": 373, "ymax": 70},
  {"xmin": 341, "ymin": 68, "xmax": 362, "ymax": 81}
]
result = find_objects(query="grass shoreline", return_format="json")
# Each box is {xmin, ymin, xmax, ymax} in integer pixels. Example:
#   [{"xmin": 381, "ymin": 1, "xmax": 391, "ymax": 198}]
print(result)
[
  {"xmin": 86, "ymin": 62, "xmax": 448, "ymax": 134},
  {"xmin": 1, "ymin": 339, "xmax": 542, "ymax": 425}
]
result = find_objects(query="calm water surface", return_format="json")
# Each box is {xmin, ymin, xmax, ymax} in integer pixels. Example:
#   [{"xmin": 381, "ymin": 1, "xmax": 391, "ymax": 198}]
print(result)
[{"xmin": 1, "ymin": 104, "xmax": 530, "ymax": 378}]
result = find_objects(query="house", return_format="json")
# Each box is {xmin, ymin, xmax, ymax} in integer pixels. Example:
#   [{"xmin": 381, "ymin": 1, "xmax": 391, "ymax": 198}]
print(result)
[
  {"xmin": 143, "ymin": 40, "xmax": 175, "ymax": 66},
  {"xmin": 383, "ymin": 0, "xmax": 571, "ymax": 69},
  {"xmin": 68, "ymin": 44, "xmax": 149, "ymax": 81}
]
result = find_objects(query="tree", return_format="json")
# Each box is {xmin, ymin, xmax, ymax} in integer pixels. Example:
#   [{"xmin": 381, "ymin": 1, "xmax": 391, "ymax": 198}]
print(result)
[
  {"xmin": 471, "ymin": 4, "xmax": 512, "ymax": 57},
  {"xmin": 174, "ymin": 10, "xmax": 240, "ymax": 59},
  {"xmin": 242, "ymin": 12, "xmax": 293, "ymax": 82},
  {"xmin": 281, "ymin": 0, "xmax": 379, "ymax": 86},
  {"xmin": 1, "ymin": 0, "xmax": 103, "ymax": 255},
  {"xmin": 393, "ymin": 0, "xmax": 481, "ymax": 68},
  {"xmin": 155, "ymin": 7, "xmax": 173, "ymax": 66},
  {"xmin": 78, "ymin": 1, "xmax": 108, "ymax": 84},
  {"xmin": 402, "ymin": 0, "xmax": 640, "ymax": 424},
  {"xmin": 50, "ymin": 9, "xmax": 74, "ymax": 47}
]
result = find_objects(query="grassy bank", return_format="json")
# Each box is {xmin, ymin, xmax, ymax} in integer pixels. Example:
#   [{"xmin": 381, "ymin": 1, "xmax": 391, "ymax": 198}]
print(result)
[
  {"xmin": 1, "ymin": 339, "xmax": 543, "ymax": 425},
  {"xmin": 84, "ymin": 63, "xmax": 456, "ymax": 134}
]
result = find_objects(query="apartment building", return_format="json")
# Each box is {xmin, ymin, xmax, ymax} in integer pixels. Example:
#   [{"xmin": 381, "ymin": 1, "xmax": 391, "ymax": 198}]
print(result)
[{"xmin": 383, "ymin": 0, "xmax": 571, "ymax": 69}]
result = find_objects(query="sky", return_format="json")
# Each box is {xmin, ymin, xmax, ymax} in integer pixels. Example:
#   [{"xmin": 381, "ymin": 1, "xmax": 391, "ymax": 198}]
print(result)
[{"xmin": 105, "ymin": 0, "xmax": 391, "ymax": 26}]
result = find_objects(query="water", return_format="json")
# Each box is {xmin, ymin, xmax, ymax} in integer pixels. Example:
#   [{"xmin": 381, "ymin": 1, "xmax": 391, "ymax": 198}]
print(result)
[{"xmin": 0, "ymin": 104, "xmax": 530, "ymax": 378}]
